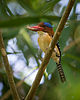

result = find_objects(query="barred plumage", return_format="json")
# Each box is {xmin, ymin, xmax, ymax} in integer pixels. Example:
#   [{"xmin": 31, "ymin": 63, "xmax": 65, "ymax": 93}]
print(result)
[
  {"xmin": 56, "ymin": 63, "xmax": 66, "ymax": 82},
  {"xmin": 56, "ymin": 42, "xmax": 66, "ymax": 82}
]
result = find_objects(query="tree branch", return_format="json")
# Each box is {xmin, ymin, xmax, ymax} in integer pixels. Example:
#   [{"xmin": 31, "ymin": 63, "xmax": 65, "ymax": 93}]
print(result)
[
  {"xmin": 0, "ymin": 80, "xmax": 23, "ymax": 100},
  {"xmin": 25, "ymin": 0, "xmax": 75, "ymax": 100},
  {"xmin": 63, "ymin": 37, "xmax": 80, "ymax": 53},
  {"xmin": 0, "ymin": 31, "xmax": 20, "ymax": 100}
]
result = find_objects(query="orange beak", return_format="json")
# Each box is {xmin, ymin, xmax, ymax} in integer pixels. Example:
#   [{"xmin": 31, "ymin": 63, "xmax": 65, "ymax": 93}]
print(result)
[{"xmin": 27, "ymin": 25, "xmax": 44, "ymax": 31}]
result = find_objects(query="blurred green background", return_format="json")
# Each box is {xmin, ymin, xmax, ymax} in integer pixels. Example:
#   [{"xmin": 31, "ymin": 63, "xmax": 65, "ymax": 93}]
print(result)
[{"xmin": 0, "ymin": 0, "xmax": 80, "ymax": 100}]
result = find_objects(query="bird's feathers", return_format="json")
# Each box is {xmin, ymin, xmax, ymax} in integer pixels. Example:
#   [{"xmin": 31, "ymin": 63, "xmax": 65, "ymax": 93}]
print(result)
[{"xmin": 44, "ymin": 22, "xmax": 53, "ymax": 28}]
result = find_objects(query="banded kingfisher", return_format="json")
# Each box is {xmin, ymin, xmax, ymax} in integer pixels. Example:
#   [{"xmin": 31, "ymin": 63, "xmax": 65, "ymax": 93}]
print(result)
[{"xmin": 27, "ymin": 22, "xmax": 66, "ymax": 83}]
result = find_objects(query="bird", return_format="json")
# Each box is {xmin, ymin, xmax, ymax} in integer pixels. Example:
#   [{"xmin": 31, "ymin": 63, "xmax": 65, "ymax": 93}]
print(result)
[{"xmin": 27, "ymin": 22, "xmax": 66, "ymax": 82}]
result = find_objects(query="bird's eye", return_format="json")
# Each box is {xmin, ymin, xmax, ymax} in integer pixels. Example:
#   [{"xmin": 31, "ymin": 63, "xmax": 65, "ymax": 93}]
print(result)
[{"xmin": 43, "ymin": 25, "xmax": 46, "ymax": 28}]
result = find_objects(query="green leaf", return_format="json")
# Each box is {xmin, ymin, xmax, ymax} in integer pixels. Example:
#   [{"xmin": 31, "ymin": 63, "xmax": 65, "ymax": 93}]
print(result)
[
  {"xmin": 0, "ymin": 16, "xmax": 60, "ymax": 28},
  {"xmin": 59, "ymin": 26, "xmax": 71, "ymax": 51},
  {"xmin": 40, "ymin": 0, "xmax": 60, "ymax": 15},
  {"xmin": 47, "ymin": 58, "xmax": 56, "ymax": 74},
  {"xmin": 2, "ymin": 28, "xmax": 19, "ymax": 40},
  {"xmin": 17, "ymin": 0, "xmax": 36, "ymax": 15}
]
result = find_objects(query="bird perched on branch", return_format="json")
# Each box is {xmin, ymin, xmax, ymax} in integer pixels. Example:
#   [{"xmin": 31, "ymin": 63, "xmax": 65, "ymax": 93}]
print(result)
[{"xmin": 27, "ymin": 22, "xmax": 66, "ymax": 82}]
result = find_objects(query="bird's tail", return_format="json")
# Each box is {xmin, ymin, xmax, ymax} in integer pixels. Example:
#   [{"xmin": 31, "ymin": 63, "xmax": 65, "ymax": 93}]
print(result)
[{"xmin": 56, "ymin": 62, "xmax": 66, "ymax": 82}]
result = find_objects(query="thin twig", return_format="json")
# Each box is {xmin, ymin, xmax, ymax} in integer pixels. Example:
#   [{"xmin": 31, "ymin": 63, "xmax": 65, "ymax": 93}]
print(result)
[
  {"xmin": 0, "ymin": 30, "xmax": 20, "ymax": 100},
  {"xmin": 25, "ymin": 0, "xmax": 75, "ymax": 100},
  {"xmin": 1, "ymin": 67, "xmax": 38, "ymax": 100},
  {"xmin": 63, "ymin": 38, "xmax": 80, "ymax": 53},
  {"xmin": 0, "ymin": 80, "xmax": 23, "ymax": 100}
]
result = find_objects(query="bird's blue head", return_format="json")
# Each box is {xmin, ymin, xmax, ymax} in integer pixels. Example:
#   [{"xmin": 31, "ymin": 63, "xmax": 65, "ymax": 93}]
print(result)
[
  {"xmin": 27, "ymin": 22, "xmax": 54, "ymax": 36},
  {"xmin": 43, "ymin": 22, "xmax": 53, "ymax": 28}
]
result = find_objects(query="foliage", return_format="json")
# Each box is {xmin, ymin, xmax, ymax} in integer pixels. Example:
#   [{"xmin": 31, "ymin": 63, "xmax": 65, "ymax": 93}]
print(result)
[{"xmin": 0, "ymin": 0, "xmax": 80, "ymax": 100}]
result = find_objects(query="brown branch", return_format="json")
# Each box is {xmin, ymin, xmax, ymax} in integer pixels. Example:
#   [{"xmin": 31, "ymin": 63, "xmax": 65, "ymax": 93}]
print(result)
[
  {"xmin": 0, "ymin": 30, "xmax": 20, "ymax": 100},
  {"xmin": 1, "ymin": 90, "xmax": 11, "ymax": 100},
  {"xmin": 1, "ymin": 68, "xmax": 38, "ymax": 100},
  {"xmin": 25, "ymin": 0, "xmax": 75, "ymax": 100},
  {"xmin": 63, "ymin": 37, "xmax": 80, "ymax": 53},
  {"xmin": 0, "ymin": 80, "xmax": 23, "ymax": 100}
]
